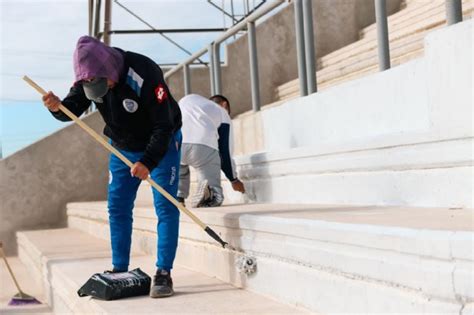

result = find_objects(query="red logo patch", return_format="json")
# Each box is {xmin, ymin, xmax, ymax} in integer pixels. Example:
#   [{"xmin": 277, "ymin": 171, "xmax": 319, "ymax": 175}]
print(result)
[{"xmin": 155, "ymin": 84, "xmax": 168, "ymax": 104}]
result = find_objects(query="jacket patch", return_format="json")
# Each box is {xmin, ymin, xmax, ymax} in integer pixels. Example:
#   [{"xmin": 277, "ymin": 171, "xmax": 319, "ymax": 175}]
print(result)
[
  {"xmin": 126, "ymin": 68, "xmax": 144, "ymax": 97},
  {"xmin": 123, "ymin": 99, "xmax": 139, "ymax": 113},
  {"xmin": 155, "ymin": 84, "xmax": 168, "ymax": 104}
]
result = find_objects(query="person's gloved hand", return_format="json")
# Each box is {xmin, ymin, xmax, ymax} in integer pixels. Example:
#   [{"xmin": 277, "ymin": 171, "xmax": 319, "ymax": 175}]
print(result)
[
  {"xmin": 42, "ymin": 91, "xmax": 61, "ymax": 112},
  {"xmin": 231, "ymin": 179, "xmax": 245, "ymax": 193},
  {"xmin": 131, "ymin": 162, "xmax": 149, "ymax": 180}
]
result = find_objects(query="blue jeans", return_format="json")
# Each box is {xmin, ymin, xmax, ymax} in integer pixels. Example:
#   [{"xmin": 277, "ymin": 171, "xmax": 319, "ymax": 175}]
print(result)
[{"xmin": 107, "ymin": 131, "xmax": 182, "ymax": 272}]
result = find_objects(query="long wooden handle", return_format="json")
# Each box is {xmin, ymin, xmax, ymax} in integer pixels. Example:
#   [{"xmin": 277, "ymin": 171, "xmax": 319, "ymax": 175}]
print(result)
[
  {"xmin": 0, "ymin": 242, "xmax": 24, "ymax": 294},
  {"xmin": 23, "ymin": 75, "xmax": 206, "ymax": 230}
]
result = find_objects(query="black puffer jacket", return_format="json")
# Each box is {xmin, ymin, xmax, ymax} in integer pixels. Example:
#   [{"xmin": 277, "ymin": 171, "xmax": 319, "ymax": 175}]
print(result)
[{"xmin": 52, "ymin": 50, "xmax": 182, "ymax": 171}]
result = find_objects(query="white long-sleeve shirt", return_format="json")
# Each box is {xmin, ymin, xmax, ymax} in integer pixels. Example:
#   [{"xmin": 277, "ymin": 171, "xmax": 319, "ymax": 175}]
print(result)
[{"xmin": 179, "ymin": 94, "xmax": 237, "ymax": 181}]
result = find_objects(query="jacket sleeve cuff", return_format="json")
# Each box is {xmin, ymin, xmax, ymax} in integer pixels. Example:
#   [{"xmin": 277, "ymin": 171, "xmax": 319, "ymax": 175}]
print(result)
[
  {"xmin": 139, "ymin": 156, "xmax": 157, "ymax": 172},
  {"xmin": 50, "ymin": 109, "xmax": 69, "ymax": 121}
]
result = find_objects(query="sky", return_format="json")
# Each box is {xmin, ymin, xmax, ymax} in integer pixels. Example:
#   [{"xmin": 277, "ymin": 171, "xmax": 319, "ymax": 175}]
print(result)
[
  {"xmin": 0, "ymin": 0, "xmax": 260, "ymax": 157},
  {"xmin": 0, "ymin": 0, "xmax": 247, "ymax": 101}
]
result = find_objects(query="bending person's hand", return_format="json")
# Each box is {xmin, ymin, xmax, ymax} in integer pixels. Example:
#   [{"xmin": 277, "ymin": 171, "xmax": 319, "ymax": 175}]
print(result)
[
  {"xmin": 131, "ymin": 162, "xmax": 150, "ymax": 180},
  {"xmin": 231, "ymin": 179, "xmax": 245, "ymax": 193},
  {"xmin": 42, "ymin": 91, "xmax": 61, "ymax": 112}
]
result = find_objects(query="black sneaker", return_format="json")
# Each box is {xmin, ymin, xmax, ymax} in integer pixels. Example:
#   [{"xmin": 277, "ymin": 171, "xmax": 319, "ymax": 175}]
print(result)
[
  {"xmin": 203, "ymin": 186, "xmax": 224, "ymax": 207},
  {"xmin": 176, "ymin": 196, "xmax": 185, "ymax": 207},
  {"xmin": 149, "ymin": 269, "xmax": 174, "ymax": 298}
]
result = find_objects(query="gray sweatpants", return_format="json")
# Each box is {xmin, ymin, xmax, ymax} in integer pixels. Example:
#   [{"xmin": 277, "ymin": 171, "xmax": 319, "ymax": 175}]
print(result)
[{"xmin": 177, "ymin": 143, "xmax": 223, "ymax": 199}]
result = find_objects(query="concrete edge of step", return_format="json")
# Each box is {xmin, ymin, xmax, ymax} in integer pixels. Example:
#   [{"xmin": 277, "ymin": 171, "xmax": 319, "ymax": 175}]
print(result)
[
  {"xmin": 276, "ymin": 48, "xmax": 424, "ymax": 101},
  {"xmin": 65, "ymin": 202, "xmax": 474, "ymax": 264},
  {"xmin": 15, "ymin": 230, "xmax": 114, "ymax": 314},
  {"xmin": 16, "ymin": 228, "xmax": 313, "ymax": 315},
  {"xmin": 67, "ymin": 215, "xmax": 473, "ymax": 311},
  {"xmin": 0, "ymin": 304, "xmax": 53, "ymax": 315},
  {"xmin": 276, "ymin": 5, "xmax": 473, "ymax": 94},
  {"xmin": 173, "ymin": 237, "xmax": 470, "ymax": 314},
  {"xmin": 361, "ymin": 1, "xmax": 473, "ymax": 38}
]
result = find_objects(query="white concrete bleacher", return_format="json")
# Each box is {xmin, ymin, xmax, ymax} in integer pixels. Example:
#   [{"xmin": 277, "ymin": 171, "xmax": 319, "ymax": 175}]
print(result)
[
  {"xmin": 274, "ymin": 0, "xmax": 473, "ymax": 103},
  {"xmin": 62, "ymin": 201, "xmax": 472, "ymax": 314},
  {"xmin": 229, "ymin": 19, "xmax": 473, "ymax": 209},
  {"xmin": 15, "ymin": 228, "xmax": 309, "ymax": 314},
  {"xmin": 8, "ymin": 198, "xmax": 472, "ymax": 314}
]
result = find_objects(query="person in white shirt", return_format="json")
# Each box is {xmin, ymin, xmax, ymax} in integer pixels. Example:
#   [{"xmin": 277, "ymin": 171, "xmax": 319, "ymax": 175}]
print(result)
[{"xmin": 177, "ymin": 94, "xmax": 245, "ymax": 207}]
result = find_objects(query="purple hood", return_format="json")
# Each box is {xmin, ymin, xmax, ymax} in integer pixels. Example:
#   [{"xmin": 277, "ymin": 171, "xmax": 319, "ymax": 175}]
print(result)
[{"xmin": 73, "ymin": 36, "xmax": 124, "ymax": 83}]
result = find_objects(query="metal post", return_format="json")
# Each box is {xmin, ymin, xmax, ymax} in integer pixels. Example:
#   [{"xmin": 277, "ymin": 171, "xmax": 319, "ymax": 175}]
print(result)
[
  {"xmin": 445, "ymin": 0, "xmax": 463, "ymax": 25},
  {"xmin": 231, "ymin": 0, "xmax": 235, "ymax": 25},
  {"xmin": 213, "ymin": 43, "xmax": 222, "ymax": 95},
  {"xmin": 221, "ymin": 0, "xmax": 226, "ymax": 28},
  {"xmin": 248, "ymin": 21, "xmax": 261, "ymax": 112},
  {"xmin": 164, "ymin": 1, "xmax": 285, "ymax": 80},
  {"xmin": 208, "ymin": 44, "xmax": 216, "ymax": 95},
  {"xmin": 88, "ymin": 0, "xmax": 94, "ymax": 36},
  {"xmin": 88, "ymin": 0, "xmax": 99, "ymax": 113},
  {"xmin": 94, "ymin": 0, "xmax": 102, "ymax": 38},
  {"xmin": 294, "ymin": 0, "xmax": 308, "ymax": 96},
  {"xmin": 302, "ymin": 0, "xmax": 317, "ymax": 94},
  {"xmin": 103, "ymin": 0, "xmax": 112, "ymax": 45},
  {"xmin": 183, "ymin": 64, "xmax": 191, "ymax": 95},
  {"xmin": 375, "ymin": 0, "xmax": 391, "ymax": 71}
]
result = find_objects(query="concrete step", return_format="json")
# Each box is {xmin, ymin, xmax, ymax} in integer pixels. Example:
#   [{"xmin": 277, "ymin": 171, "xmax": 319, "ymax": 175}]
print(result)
[
  {"xmin": 67, "ymin": 201, "xmax": 474, "ymax": 314},
  {"xmin": 359, "ymin": 1, "xmax": 435, "ymax": 39},
  {"xmin": 403, "ymin": 0, "xmax": 472, "ymax": 8},
  {"xmin": 136, "ymin": 173, "xmax": 250, "ymax": 208},
  {"xmin": 318, "ymin": 0, "xmax": 473, "ymax": 68},
  {"xmin": 277, "ymin": 31, "xmax": 424, "ymax": 96},
  {"xmin": 16, "ymin": 228, "xmax": 310, "ymax": 314},
  {"xmin": 360, "ymin": 0, "xmax": 473, "ymax": 39},
  {"xmin": 275, "ymin": 37, "xmax": 425, "ymax": 100},
  {"xmin": 277, "ymin": 47, "xmax": 423, "ymax": 102},
  {"xmin": 0, "ymin": 256, "xmax": 52, "ymax": 314},
  {"xmin": 273, "ymin": 0, "xmax": 474, "ymax": 102},
  {"xmin": 359, "ymin": 2, "xmax": 430, "ymax": 39},
  {"xmin": 276, "ymin": 1, "xmax": 474, "ymax": 99}
]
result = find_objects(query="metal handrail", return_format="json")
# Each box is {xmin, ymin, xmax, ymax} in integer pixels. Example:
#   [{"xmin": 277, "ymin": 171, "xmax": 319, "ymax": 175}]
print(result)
[
  {"xmin": 163, "ymin": 0, "xmax": 285, "ymax": 80},
  {"xmin": 161, "ymin": 0, "xmax": 463, "ymax": 113}
]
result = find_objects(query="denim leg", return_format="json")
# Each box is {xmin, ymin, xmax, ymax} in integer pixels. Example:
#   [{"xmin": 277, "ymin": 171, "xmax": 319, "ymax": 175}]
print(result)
[{"xmin": 107, "ymin": 150, "xmax": 142, "ymax": 271}]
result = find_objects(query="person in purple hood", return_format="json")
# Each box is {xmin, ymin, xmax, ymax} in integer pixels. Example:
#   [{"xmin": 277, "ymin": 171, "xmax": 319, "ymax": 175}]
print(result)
[{"xmin": 42, "ymin": 36, "xmax": 182, "ymax": 298}]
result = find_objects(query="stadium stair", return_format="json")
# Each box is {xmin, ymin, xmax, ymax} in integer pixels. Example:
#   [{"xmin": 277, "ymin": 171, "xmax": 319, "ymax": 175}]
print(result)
[
  {"xmin": 273, "ymin": 0, "xmax": 473, "ymax": 104},
  {"xmin": 55, "ymin": 199, "xmax": 474, "ymax": 314},
  {"xmin": 14, "ymin": 228, "xmax": 309, "ymax": 314}
]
